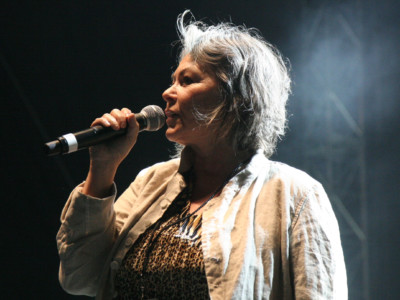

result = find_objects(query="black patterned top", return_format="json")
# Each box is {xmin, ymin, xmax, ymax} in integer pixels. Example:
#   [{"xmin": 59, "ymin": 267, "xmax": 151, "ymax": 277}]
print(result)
[{"xmin": 114, "ymin": 186, "xmax": 210, "ymax": 300}]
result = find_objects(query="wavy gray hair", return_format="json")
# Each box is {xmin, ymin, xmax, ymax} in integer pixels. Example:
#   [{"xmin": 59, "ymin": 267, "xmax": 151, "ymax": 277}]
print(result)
[{"xmin": 174, "ymin": 11, "xmax": 291, "ymax": 158}]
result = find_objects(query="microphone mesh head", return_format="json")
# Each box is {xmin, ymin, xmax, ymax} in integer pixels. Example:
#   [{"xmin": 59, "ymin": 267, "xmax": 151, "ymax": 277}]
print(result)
[{"xmin": 140, "ymin": 105, "xmax": 166, "ymax": 131}]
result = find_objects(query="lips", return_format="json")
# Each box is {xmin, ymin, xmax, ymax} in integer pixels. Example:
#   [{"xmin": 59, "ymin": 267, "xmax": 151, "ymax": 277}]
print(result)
[
  {"xmin": 165, "ymin": 110, "xmax": 179, "ymax": 126},
  {"xmin": 165, "ymin": 110, "xmax": 177, "ymax": 117}
]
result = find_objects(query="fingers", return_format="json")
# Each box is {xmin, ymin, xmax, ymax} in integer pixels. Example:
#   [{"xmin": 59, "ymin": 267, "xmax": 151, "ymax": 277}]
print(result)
[
  {"xmin": 91, "ymin": 108, "xmax": 133, "ymax": 130},
  {"xmin": 126, "ymin": 113, "xmax": 140, "ymax": 138}
]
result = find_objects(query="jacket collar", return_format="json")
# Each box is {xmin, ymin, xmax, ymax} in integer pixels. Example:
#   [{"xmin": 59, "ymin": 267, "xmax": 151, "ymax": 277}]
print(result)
[{"xmin": 177, "ymin": 147, "xmax": 269, "ymax": 190}]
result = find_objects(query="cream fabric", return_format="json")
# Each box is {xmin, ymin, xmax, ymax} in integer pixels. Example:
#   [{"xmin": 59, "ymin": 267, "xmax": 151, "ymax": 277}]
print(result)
[{"xmin": 57, "ymin": 148, "xmax": 347, "ymax": 299}]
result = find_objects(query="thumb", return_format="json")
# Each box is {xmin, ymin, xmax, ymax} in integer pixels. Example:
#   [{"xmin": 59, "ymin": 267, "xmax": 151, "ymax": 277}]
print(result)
[{"xmin": 126, "ymin": 113, "xmax": 140, "ymax": 140}]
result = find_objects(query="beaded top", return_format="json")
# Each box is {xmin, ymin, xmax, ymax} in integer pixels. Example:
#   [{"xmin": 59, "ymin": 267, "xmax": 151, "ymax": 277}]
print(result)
[{"xmin": 114, "ymin": 186, "xmax": 209, "ymax": 300}]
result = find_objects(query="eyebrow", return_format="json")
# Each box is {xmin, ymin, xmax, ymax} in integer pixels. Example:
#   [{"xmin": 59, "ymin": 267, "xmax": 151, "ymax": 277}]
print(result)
[{"xmin": 171, "ymin": 67, "xmax": 190, "ymax": 82}]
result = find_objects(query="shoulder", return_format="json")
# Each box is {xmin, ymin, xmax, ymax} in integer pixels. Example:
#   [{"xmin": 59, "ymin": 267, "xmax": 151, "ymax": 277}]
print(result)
[
  {"xmin": 118, "ymin": 158, "xmax": 182, "ymax": 206},
  {"xmin": 267, "ymin": 160, "xmax": 322, "ymax": 192},
  {"xmin": 249, "ymin": 152, "xmax": 322, "ymax": 194},
  {"xmin": 268, "ymin": 160, "xmax": 327, "ymax": 208},
  {"xmin": 250, "ymin": 155, "xmax": 328, "ymax": 217},
  {"xmin": 136, "ymin": 158, "xmax": 181, "ymax": 182}
]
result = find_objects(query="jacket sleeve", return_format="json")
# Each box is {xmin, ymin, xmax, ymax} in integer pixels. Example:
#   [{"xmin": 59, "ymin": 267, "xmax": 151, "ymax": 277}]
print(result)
[
  {"xmin": 56, "ymin": 183, "xmax": 117, "ymax": 296},
  {"xmin": 289, "ymin": 183, "xmax": 348, "ymax": 299}
]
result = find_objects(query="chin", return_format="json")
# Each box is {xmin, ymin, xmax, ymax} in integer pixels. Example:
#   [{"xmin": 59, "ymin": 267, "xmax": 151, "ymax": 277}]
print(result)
[
  {"xmin": 165, "ymin": 128, "xmax": 180, "ymax": 143},
  {"xmin": 166, "ymin": 130, "xmax": 191, "ymax": 146}
]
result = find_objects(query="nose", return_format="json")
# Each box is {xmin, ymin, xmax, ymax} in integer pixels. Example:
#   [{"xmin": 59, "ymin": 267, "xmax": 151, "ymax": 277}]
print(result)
[{"xmin": 162, "ymin": 84, "xmax": 177, "ymax": 105}]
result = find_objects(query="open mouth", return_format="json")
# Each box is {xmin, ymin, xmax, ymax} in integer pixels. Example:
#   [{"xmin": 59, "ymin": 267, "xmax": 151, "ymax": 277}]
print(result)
[
  {"xmin": 165, "ymin": 110, "xmax": 179, "ymax": 126},
  {"xmin": 165, "ymin": 110, "xmax": 179, "ymax": 118}
]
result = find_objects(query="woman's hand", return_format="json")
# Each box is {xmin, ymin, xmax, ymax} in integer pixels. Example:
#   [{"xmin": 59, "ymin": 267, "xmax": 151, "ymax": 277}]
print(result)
[
  {"xmin": 89, "ymin": 108, "xmax": 139, "ymax": 167},
  {"xmin": 82, "ymin": 108, "xmax": 139, "ymax": 198}
]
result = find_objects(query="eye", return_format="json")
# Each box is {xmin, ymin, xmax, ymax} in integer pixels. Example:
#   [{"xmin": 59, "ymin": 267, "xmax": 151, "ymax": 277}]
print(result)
[{"xmin": 182, "ymin": 76, "xmax": 194, "ymax": 85}]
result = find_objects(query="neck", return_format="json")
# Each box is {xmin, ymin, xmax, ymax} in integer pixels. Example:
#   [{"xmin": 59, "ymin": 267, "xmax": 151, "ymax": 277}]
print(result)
[
  {"xmin": 194, "ymin": 144, "xmax": 234, "ymax": 171},
  {"xmin": 188, "ymin": 142, "xmax": 250, "ymax": 193}
]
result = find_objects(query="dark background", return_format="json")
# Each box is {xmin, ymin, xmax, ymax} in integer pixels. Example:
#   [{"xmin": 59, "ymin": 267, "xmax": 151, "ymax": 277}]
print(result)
[{"xmin": 1, "ymin": 0, "xmax": 399, "ymax": 299}]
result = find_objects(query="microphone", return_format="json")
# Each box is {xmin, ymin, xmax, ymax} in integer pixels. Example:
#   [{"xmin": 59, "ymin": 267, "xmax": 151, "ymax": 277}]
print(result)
[{"xmin": 44, "ymin": 105, "xmax": 165, "ymax": 156}]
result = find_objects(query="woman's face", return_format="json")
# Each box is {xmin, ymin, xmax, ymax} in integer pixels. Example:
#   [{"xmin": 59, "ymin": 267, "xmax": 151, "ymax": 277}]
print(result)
[{"xmin": 162, "ymin": 55, "xmax": 221, "ymax": 148}]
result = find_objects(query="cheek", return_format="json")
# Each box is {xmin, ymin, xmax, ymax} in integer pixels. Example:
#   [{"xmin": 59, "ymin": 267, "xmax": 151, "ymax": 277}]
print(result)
[
  {"xmin": 194, "ymin": 91, "xmax": 222, "ymax": 116},
  {"xmin": 179, "ymin": 85, "xmax": 221, "ymax": 123},
  {"xmin": 179, "ymin": 99, "xmax": 197, "ymax": 122}
]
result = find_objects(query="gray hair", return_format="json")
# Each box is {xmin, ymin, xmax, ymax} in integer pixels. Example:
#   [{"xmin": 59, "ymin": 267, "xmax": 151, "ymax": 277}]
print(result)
[{"xmin": 173, "ymin": 11, "xmax": 291, "ymax": 158}]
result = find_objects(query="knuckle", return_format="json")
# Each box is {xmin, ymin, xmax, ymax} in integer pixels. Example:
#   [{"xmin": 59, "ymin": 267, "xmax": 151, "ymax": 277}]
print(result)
[{"xmin": 111, "ymin": 108, "xmax": 122, "ymax": 116}]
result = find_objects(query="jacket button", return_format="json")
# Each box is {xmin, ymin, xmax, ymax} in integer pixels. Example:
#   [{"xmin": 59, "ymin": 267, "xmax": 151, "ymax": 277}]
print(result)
[
  {"xmin": 145, "ymin": 221, "xmax": 153, "ymax": 228},
  {"xmin": 160, "ymin": 200, "xmax": 169, "ymax": 209}
]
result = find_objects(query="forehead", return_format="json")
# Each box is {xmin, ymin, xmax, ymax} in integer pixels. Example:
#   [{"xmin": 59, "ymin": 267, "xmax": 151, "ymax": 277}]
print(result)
[
  {"xmin": 173, "ymin": 55, "xmax": 197, "ymax": 75},
  {"xmin": 172, "ymin": 54, "xmax": 213, "ymax": 80}
]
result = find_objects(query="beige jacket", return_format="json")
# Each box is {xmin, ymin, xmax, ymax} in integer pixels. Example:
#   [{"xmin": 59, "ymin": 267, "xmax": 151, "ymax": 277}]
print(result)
[{"xmin": 57, "ymin": 149, "xmax": 347, "ymax": 299}]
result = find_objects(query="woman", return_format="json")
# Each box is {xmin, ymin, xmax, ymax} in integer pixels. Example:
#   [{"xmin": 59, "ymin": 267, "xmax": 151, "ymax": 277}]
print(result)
[{"xmin": 57, "ymin": 11, "xmax": 347, "ymax": 300}]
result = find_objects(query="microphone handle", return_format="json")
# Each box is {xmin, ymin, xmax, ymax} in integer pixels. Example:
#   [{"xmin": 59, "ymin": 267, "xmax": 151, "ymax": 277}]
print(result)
[{"xmin": 44, "ymin": 114, "xmax": 147, "ymax": 156}]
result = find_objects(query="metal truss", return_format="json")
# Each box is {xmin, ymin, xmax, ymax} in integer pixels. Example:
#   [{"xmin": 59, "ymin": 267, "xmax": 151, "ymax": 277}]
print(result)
[{"xmin": 295, "ymin": 1, "xmax": 369, "ymax": 299}]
